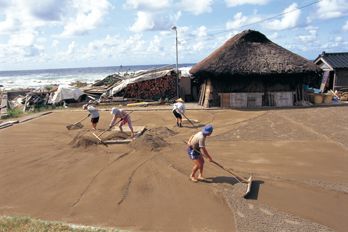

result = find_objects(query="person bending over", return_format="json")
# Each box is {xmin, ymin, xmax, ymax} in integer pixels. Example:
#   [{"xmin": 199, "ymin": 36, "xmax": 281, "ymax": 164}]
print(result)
[
  {"xmin": 187, "ymin": 125, "xmax": 213, "ymax": 182},
  {"xmin": 109, "ymin": 108, "xmax": 134, "ymax": 138},
  {"xmin": 83, "ymin": 104, "xmax": 99, "ymax": 130}
]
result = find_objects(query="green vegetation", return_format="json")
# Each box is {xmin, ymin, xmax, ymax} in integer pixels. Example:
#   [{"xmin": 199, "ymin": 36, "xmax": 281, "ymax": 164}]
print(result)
[
  {"xmin": 4, "ymin": 105, "xmax": 67, "ymax": 120},
  {"xmin": 44, "ymin": 86, "xmax": 53, "ymax": 91},
  {"xmin": 6, "ymin": 108, "xmax": 22, "ymax": 118},
  {"xmin": 116, "ymin": 65, "xmax": 135, "ymax": 78},
  {"xmin": 0, "ymin": 216, "xmax": 123, "ymax": 232}
]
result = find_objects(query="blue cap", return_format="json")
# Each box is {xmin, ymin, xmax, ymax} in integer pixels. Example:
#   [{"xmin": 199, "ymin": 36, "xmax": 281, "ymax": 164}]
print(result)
[{"xmin": 202, "ymin": 125, "xmax": 213, "ymax": 134}]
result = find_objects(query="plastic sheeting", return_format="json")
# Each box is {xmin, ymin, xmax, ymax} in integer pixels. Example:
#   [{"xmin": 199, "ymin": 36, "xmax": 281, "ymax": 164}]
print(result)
[
  {"xmin": 110, "ymin": 70, "xmax": 172, "ymax": 96},
  {"xmin": 51, "ymin": 85, "xmax": 84, "ymax": 104}
]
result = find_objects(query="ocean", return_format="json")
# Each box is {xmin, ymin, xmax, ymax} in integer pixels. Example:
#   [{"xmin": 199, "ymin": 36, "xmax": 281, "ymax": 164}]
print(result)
[{"xmin": 0, "ymin": 63, "xmax": 196, "ymax": 91}]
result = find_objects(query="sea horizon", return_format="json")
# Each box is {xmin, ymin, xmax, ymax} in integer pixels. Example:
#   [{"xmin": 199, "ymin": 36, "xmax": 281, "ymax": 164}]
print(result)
[{"xmin": 0, "ymin": 63, "xmax": 197, "ymax": 91}]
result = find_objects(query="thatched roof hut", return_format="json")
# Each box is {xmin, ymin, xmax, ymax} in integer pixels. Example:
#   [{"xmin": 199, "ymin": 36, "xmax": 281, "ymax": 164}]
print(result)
[{"xmin": 189, "ymin": 29, "xmax": 322, "ymax": 107}]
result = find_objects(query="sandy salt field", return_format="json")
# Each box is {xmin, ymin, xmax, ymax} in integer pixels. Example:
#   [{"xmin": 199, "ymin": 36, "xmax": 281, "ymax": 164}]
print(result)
[{"xmin": 0, "ymin": 106, "xmax": 348, "ymax": 231}]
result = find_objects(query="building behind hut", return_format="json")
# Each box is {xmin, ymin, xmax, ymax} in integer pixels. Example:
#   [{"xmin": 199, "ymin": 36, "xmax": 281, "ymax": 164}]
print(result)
[
  {"xmin": 313, "ymin": 52, "xmax": 348, "ymax": 92},
  {"xmin": 189, "ymin": 29, "xmax": 322, "ymax": 108}
]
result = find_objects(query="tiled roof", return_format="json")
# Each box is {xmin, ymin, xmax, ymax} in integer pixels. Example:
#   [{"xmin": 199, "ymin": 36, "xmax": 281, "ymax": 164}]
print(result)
[{"xmin": 317, "ymin": 52, "xmax": 348, "ymax": 69}]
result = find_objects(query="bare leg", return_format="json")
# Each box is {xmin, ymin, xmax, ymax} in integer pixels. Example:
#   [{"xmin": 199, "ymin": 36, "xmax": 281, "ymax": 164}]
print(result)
[
  {"xmin": 196, "ymin": 155, "xmax": 205, "ymax": 180},
  {"xmin": 130, "ymin": 129, "xmax": 134, "ymax": 138},
  {"xmin": 190, "ymin": 156, "xmax": 205, "ymax": 182}
]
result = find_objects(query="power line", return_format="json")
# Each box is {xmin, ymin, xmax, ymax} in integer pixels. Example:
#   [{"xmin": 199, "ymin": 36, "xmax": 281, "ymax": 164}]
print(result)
[{"xmin": 184, "ymin": 0, "xmax": 323, "ymax": 41}]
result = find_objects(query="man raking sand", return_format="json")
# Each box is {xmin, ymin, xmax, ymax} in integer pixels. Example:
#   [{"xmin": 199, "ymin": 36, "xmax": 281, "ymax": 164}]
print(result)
[
  {"xmin": 186, "ymin": 125, "xmax": 214, "ymax": 182},
  {"xmin": 185, "ymin": 124, "xmax": 253, "ymax": 197}
]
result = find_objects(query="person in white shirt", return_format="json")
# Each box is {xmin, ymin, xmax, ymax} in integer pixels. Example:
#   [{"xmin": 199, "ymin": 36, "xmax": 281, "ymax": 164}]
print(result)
[
  {"xmin": 83, "ymin": 104, "xmax": 100, "ymax": 130},
  {"xmin": 172, "ymin": 98, "xmax": 186, "ymax": 127},
  {"xmin": 110, "ymin": 108, "xmax": 134, "ymax": 138}
]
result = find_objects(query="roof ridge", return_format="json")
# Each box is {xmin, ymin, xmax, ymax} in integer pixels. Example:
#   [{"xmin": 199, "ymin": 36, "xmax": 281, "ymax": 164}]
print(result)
[{"xmin": 322, "ymin": 52, "xmax": 348, "ymax": 56}]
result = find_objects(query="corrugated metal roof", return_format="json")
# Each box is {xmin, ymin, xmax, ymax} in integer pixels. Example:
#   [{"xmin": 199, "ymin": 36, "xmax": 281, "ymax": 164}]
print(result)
[{"xmin": 317, "ymin": 52, "xmax": 348, "ymax": 69}]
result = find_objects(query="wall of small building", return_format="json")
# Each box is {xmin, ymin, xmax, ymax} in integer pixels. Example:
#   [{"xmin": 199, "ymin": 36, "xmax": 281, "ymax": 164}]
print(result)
[{"xmin": 336, "ymin": 68, "xmax": 348, "ymax": 87}]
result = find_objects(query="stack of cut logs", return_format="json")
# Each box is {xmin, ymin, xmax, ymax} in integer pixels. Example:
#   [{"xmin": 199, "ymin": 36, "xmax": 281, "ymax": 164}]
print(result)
[{"xmin": 114, "ymin": 74, "xmax": 177, "ymax": 99}]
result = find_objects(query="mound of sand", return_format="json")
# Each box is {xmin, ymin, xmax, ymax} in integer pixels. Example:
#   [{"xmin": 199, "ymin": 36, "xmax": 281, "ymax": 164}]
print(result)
[
  {"xmin": 69, "ymin": 132, "xmax": 98, "ymax": 148},
  {"xmin": 103, "ymin": 131, "xmax": 130, "ymax": 141},
  {"xmin": 147, "ymin": 127, "xmax": 178, "ymax": 138},
  {"xmin": 129, "ymin": 134, "xmax": 168, "ymax": 151}
]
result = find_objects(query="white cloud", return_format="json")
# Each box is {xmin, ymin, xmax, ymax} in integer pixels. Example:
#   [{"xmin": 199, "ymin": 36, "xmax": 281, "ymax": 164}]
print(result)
[
  {"xmin": 307, "ymin": 0, "xmax": 348, "ymax": 22},
  {"xmin": 124, "ymin": 0, "xmax": 212, "ymax": 15},
  {"xmin": 68, "ymin": 41, "xmax": 77, "ymax": 54},
  {"xmin": 195, "ymin": 26, "xmax": 208, "ymax": 38},
  {"xmin": 129, "ymin": 12, "xmax": 155, "ymax": 32},
  {"xmin": 262, "ymin": 3, "xmax": 301, "ymax": 31},
  {"xmin": 335, "ymin": 36, "xmax": 343, "ymax": 42},
  {"xmin": 343, "ymin": 21, "xmax": 348, "ymax": 31},
  {"xmin": 193, "ymin": 41, "xmax": 204, "ymax": 51},
  {"xmin": 225, "ymin": 0, "xmax": 271, "ymax": 7},
  {"xmin": 124, "ymin": 0, "xmax": 172, "ymax": 12},
  {"xmin": 54, "ymin": 0, "xmax": 114, "ymax": 38},
  {"xmin": 127, "ymin": 0, "xmax": 212, "ymax": 32},
  {"xmin": 268, "ymin": 32, "xmax": 279, "ymax": 39},
  {"xmin": 0, "ymin": 0, "xmax": 112, "ymax": 38},
  {"xmin": 8, "ymin": 33, "xmax": 36, "ymax": 47},
  {"xmin": 0, "ymin": 17, "xmax": 22, "ymax": 34},
  {"xmin": 147, "ymin": 35, "xmax": 164, "ymax": 53},
  {"xmin": 37, "ymin": 37, "xmax": 47, "ymax": 43},
  {"xmin": 226, "ymin": 12, "xmax": 261, "ymax": 30},
  {"xmin": 176, "ymin": 0, "xmax": 213, "ymax": 15},
  {"xmin": 160, "ymin": 31, "xmax": 172, "ymax": 36},
  {"xmin": 305, "ymin": 25, "xmax": 319, "ymax": 30},
  {"xmin": 129, "ymin": 11, "xmax": 176, "ymax": 32},
  {"xmin": 51, "ymin": 40, "xmax": 60, "ymax": 48},
  {"xmin": 295, "ymin": 30, "xmax": 317, "ymax": 43}
]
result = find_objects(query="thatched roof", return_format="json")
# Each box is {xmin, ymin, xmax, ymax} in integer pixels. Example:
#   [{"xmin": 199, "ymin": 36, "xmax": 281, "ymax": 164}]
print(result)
[{"xmin": 189, "ymin": 30, "xmax": 321, "ymax": 78}]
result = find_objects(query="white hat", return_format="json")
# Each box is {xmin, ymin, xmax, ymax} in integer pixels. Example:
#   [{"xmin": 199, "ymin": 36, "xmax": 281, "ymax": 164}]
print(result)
[
  {"xmin": 110, "ymin": 108, "xmax": 120, "ymax": 115},
  {"xmin": 82, "ymin": 104, "xmax": 88, "ymax": 110}
]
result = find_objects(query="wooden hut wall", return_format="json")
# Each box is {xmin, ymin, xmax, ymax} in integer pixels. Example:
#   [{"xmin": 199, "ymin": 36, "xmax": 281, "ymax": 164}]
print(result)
[{"xmin": 203, "ymin": 74, "xmax": 304, "ymax": 107}]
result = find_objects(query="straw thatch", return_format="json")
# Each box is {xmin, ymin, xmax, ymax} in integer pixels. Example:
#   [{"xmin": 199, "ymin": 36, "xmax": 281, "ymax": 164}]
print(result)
[
  {"xmin": 189, "ymin": 30, "xmax": 322, "ymax": 108},
  {"xmin": 189, "ymin": 29, "xmax": 321, "ymax": 78}
]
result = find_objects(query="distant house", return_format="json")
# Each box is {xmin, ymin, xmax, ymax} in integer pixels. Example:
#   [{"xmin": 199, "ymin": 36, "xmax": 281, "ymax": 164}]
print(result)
[
  {"xmin": 189, "ymin": 29, "xmax": 322, "ymax": 108},
  {"xmin": 313, "ymin": 52, "xmax": 348, "ymax": 92}
]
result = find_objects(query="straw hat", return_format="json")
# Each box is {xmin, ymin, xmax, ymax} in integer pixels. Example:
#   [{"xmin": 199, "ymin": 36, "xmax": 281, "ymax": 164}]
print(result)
[{"xmin": 175, "ymin": 98, "xmax": 185, "ymax": 103}]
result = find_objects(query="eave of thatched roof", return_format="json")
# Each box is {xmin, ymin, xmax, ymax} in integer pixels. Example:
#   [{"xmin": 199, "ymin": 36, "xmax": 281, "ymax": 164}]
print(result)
[{"xmin": 189, "ymin": 30, "xmax": 321, "ymax": 78}]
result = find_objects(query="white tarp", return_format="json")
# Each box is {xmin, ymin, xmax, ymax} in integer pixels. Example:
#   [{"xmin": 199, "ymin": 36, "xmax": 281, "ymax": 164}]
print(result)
[
  {"xmin": 52, "ymin": 85, "xmax": 84, "ymax": 104},
  {"xmin": 110, "ymin": 70, "xmax": 172, "ymax": 96}
]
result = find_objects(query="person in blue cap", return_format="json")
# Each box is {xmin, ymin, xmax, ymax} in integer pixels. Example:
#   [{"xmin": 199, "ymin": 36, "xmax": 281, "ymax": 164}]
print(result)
[{"xmin": 186, "ymin": 125, "xmax": 213, "ymax": 182}]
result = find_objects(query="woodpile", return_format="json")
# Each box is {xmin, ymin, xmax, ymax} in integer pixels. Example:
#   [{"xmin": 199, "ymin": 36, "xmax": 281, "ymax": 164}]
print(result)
[
  {"xmin": 8, "ymin": 91, "xmax": 51, "ymax": 112},
  {"xmin": 114, "ymin": 74, "xmax": 177, "ymax": 100}
]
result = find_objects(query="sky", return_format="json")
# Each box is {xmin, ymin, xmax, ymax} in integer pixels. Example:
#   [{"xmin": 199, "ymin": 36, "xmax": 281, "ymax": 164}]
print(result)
[{"xmin": 0, "ymin": 0, "xmax": 347, "ymax": 71}]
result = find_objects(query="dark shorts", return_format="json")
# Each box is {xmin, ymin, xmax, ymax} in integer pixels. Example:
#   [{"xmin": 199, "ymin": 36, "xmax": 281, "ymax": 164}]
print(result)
[
  {"xmin": 187, "ymin": 147, "xmax": 200, "ymax": 160},
  {"xmin": 91, "ymin": 117, "xmax": 99, "ymax": 123},
  {"xmin": 173, "ymin": 110, "xmax": 182, "ymax": 119}
]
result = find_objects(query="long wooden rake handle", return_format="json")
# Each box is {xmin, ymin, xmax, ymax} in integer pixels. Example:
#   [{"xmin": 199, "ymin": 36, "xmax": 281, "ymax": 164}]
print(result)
[
  {"xmin": 181, "ymin": 140, "xmax": 250, "ymax": 183},
  {"xmin": 74, "ymin": 115, "xmax": 89, "ymax": 125},
  {"xmin": 176, "ymin": 108, "xmax": 198, "ymax": 130}
]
